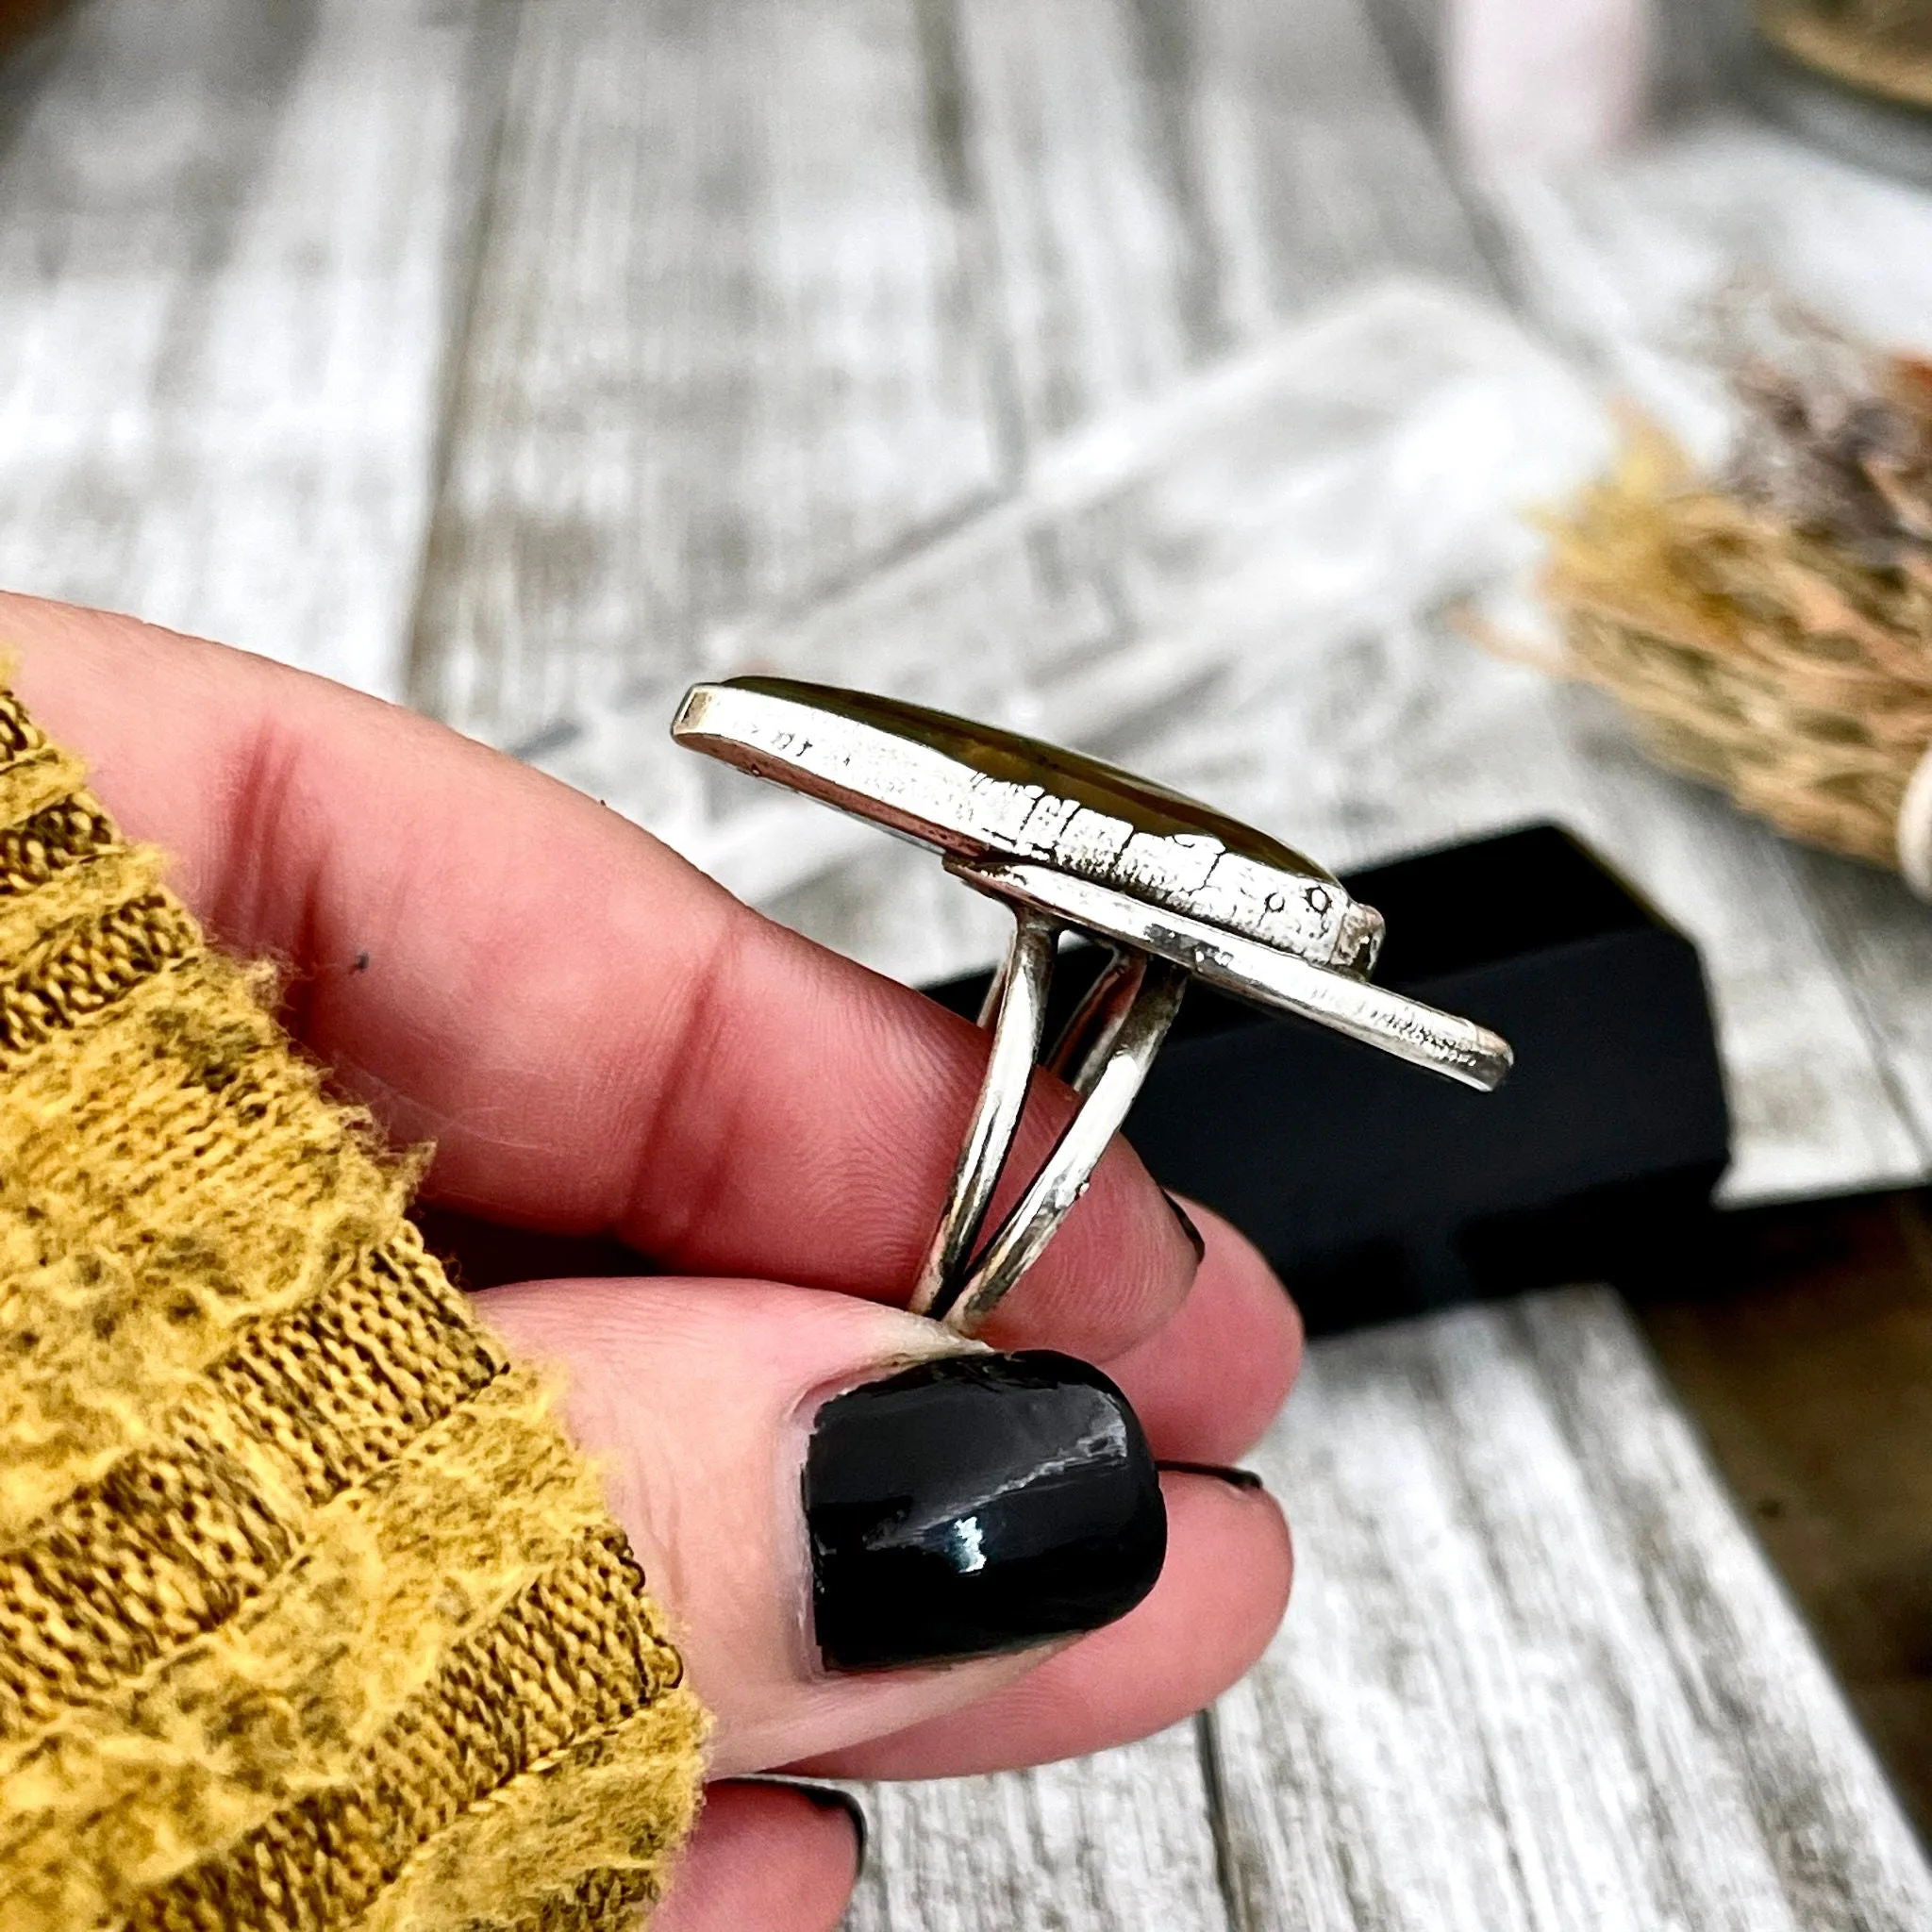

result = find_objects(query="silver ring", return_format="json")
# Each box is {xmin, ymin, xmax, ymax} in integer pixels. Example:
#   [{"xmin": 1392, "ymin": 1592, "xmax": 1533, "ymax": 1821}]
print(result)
[{"xmin": 672, "ymin": 675, "xmax": 1512, "ymax": 1336}]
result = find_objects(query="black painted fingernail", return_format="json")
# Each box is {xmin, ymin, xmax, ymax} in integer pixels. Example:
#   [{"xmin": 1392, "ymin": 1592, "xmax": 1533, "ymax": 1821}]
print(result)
[
  {"xmin": 1163, "ymin": 1191, "xmax": 1207, "ymax": 1266},
  {"xmin": 804, "ymin": 1351, "xmax": 1166, "ymax": 1673},
  {"xmin": 760, "ymin": 1782, "xmax": 868, "ymax": 1879},
  {"xmin": 1158, "ymin": 1459, "xmax": 1265, "ymax": 1492}
]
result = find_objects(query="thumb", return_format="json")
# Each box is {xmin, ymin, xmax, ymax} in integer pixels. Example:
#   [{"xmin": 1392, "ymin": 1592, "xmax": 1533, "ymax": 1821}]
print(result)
[{"xmin": 473, "ymin": 1277, "xmax": 1166, "ymax": 1775}]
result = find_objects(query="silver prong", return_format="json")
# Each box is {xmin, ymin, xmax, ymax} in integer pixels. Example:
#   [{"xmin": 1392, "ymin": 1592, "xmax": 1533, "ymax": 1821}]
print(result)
[
  {"xmin": 1043, "ymin": 947, "xmax": 1143, "ymax": 1097},
  {"xmin": 943, "ymin": 958, "xmax": 1188, "ymax": 1336},
  {"xmin": 910, "ymin": 908, "xmax": 1058, "ymax": 1319}
]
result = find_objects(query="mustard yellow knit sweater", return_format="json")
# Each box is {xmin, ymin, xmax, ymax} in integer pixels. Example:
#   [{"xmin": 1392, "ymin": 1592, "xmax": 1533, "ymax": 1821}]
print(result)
[{"xmin": 0, "ymin": 685, "xmax": 706, "ymax": 1930}]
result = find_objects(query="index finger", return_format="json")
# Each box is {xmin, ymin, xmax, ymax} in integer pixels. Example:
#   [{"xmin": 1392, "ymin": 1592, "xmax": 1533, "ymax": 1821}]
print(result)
[{"xmin": 8, "ymin": 593, "xmax": 1202, "ymax": 1360}]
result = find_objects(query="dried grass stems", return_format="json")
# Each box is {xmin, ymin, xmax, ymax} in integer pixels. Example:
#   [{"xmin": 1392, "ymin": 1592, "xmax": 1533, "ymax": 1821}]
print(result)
[
  {"xmin": 1526, "ymin": 308, "xmax": 1932, "ymax": 874},
  {"xmin": 1757, "ymin": 1, "xmax": 1932, "ymax": 110}
]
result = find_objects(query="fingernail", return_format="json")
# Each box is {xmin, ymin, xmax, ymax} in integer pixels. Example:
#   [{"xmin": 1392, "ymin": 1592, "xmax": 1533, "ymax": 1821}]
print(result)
[
  {"xmin": 758, "ymin": 1781, "xmax": 868, "ymax": 1879},
  {"xmin": 1163, "ymin": 1191, "xmax": 1207, "ymax": 1267},
  {"xmin": 804, "ymin": 1351, "xmax": 1166, "ymax": 1673},
  {"xmin": 1158, "ymin": 1459, "xmax": 1266, "ymax": 1492}
]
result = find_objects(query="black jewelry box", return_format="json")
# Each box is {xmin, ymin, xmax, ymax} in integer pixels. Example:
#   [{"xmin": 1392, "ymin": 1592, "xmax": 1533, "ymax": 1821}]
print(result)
[{"xmin": 924, "ymin": 824, "xmax": 1731, "ymax": 1337}]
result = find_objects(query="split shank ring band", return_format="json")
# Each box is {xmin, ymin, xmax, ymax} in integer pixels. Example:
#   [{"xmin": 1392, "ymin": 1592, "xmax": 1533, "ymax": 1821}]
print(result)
[{"xmin": 673, "ymin": 676, "xmax": 1511, "ymax": 1338}]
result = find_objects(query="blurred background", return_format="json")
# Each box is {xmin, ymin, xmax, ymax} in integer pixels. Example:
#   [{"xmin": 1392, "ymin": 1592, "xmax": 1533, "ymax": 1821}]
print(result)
[{"xmin": 7, "ymin": 3, "xmax": 1932, "ymax": 1926}]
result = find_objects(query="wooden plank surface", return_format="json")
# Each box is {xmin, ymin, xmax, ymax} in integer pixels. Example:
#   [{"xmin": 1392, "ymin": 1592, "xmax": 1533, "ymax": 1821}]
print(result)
[
  {"xmin": 842, "ymin": 1718, "xmax": 1228, "ymax": 1932},
  {"xmin": 0, "ymin": 0, "xmax": 496, "ymax": 699},
  {"xmin": 1637, "ymin": 1191, "xmax": 1932, "ymax": 1841},
  {"xmin": 950, "ymin": 0, "xmax": 1214, "ymax": 436},
  {"xmin": 1212, "ymin": 1287, "xmax": 1932, "ymax": 1932},
  {"xmin": 944, "ymin": 0, "xmax": 1495, "ymax": 420},
  {"xmin": 406, "ymin": 0, "xmax": 1006, "ymax": 752}
]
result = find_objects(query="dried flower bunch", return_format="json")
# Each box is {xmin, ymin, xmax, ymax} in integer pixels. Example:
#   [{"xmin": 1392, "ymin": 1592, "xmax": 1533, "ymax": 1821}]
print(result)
[
  {"xmin": 1531, "ymin": 300, "xmax": 1932, "ymax": 887},
  {"xmin": 1757, "ymin": 0, "xmax": 1932, "ymax": 110}
]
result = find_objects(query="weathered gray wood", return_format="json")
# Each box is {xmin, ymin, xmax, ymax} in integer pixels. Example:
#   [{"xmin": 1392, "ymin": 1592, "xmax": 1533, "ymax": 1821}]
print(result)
[
  {"xmin": 841, "ymin": 1720, "xmax": 1228, "ymax": 1932},
  {"xmin": 0, "ymin": 0, "xmax": 496, "ymax": 699},
  {"xmin": 949, "ymin": 0, "xmax": 1494, "ymax": 440},
  {"xmin": 946, "ymin": 0, "xmax": 1230, "ymax": 433},
  {"xmin": 406, "ymin": 0, "xmax": 1004, "ymax": 751},
  {"xmin": 1211, "ymin": 1287, "xmax": 1932, "ymax": 1931},
  {"xmin": 1188, "ymin": 0, "xmax": 1497, "ymax": 307},
  {"xmin": 1791, "ymin": 850, "xmax": 1932, "ymax": 1169}
]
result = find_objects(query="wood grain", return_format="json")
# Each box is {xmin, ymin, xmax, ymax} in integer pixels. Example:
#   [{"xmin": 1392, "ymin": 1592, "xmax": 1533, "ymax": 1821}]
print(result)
[
  {"xmin": 949, "ymin": 0, "xmax": 1493, "ymax": 438},
  {"xmin": 1637, "ymin": 1191, "xmax": 1932, "ymax": 1840},
  {"xmin": 406, "ymin": 0, "xmax": 1005, "ymax": 750},
  {"xmin": 1212, "ymin": 1287, "xmax": 1932, "ymax": 1931},
  {"xmin": 841, "ymin": 1720, "xmax": 1229, "ymax": 1932},
  {"xmin": 948, "ymin": 0, "xmax": 1223, "ymax": 436},
  {"xmin": 0, "ymin": 0, "xmax": 497, "ymax": 699}
]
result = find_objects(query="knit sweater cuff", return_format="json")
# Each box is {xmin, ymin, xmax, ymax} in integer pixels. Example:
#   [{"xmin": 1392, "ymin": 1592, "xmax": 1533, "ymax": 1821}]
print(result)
[{"xmin": 0, "ymin": 685, "xmax": 707, "ymax": 1931}]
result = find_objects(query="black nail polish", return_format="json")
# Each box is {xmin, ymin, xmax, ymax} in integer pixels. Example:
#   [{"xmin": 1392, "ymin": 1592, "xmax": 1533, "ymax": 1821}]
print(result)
[
  {"xmin": 1163, "ymin": 1191, "xmax": 1207, "ymax": 1266},
  {"xmin": 804, "ymin": 1351, "xmax": 1166, "ymax": 1673},
  {"xmin": 759, "ymin": 1782, "xmax": 868, "ymax": 1878},
  {"xmin": 1158, "ymin": 1459, "xmax": 1265, "ymax": 1492}
]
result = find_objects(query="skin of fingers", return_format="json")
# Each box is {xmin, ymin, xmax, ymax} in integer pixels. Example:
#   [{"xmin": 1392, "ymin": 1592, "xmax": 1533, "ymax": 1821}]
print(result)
[
  {"xmin": 648, "ymin": 1782, "xmax": 861, "ymax": 1932},
  {"xmin": 476, "ymin": 1275, "xmax": 1048, "ymax": 1773},
  {"xmin": 1094, "ymin": 1200, "xmax": 1303, "ymax": 1465},
  {"xmin": 788, "ymin": 1472, "xmax": 1291, "ymax": 1781},
  {"xmin": 412, "ymin": 1193, "xmax": 1302, "ymax": 1464},
  {"xmin": 8, "ymin": 596, "xmax": 1206, "ymax": 1365},
  {"xmin": 472, "ymin": 1274, "xmax": 1294, "ymax": 1777}
]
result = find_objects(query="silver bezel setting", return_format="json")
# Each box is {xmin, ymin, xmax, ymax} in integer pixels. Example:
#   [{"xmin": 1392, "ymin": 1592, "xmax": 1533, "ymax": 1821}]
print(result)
[{"xmin": 673, "ymin": 676, "xmax": 1511, "ymax": 1333}]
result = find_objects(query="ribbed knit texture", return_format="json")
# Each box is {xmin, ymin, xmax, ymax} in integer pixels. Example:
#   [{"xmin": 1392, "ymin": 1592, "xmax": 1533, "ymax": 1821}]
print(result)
[{"xmin": 0, "ymin": 686, "xmax": 707, "ymax": 1931}]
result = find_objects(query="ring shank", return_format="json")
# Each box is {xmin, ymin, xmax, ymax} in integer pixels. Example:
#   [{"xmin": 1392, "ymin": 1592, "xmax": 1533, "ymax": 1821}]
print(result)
[
  {"xmin": 919, "ymin": 911, "xmax": 1186, "ymax": 1336},
  {"xmin": 909, "ymin": 908, "xmax": 1057, "ymax": 1319}
]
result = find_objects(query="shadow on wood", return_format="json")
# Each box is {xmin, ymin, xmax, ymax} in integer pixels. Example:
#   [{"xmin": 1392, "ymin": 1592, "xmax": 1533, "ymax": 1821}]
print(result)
[{"xmin": 1640, "ymin": 1189, "xmax": 1932, "ymax": 1841}]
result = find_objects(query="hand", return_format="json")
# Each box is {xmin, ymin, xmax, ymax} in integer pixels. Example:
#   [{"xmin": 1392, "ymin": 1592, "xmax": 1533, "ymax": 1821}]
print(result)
[{"xmin": 9, "ymin": 593, "xmax": 1299, "ymax": 1932}]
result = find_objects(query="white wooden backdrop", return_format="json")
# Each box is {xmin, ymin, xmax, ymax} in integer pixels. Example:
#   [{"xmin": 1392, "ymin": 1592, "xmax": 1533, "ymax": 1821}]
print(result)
[{"xmin": 3, "ymin": 2, "xmax": 1930, "ymax": 1927}]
